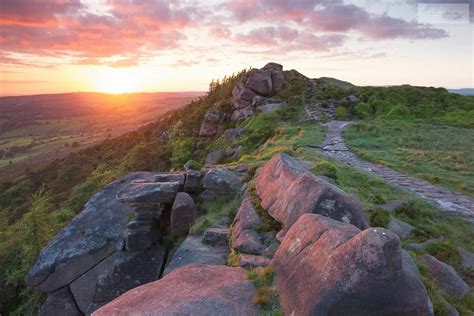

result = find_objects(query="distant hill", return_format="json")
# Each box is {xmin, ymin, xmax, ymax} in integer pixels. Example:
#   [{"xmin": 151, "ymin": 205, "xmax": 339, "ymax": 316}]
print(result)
[
  {"xmin": 448, "ymin": 88, "xmax": 474, "ymax": 96},
  {"xmin": 319, "ymin": 77, "xmax": 354, "ymax": 89}
]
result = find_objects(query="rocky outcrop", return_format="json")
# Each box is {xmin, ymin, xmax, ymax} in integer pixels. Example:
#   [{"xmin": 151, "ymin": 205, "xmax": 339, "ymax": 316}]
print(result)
[
  {"xmin": 224, "ymin": 128, "xmax": 245, "ymax": 143},
  {"xmin": 93, "ymin": 264, "xmax": 259, "ymax": 316},
  {"xmin": 418, "ymin": 254, "xmax": 470, "ymax": 299},
  {"xmin": 231, "ymin": 196, "xmax": 266, "ymax": 255},
  {"xmin": 170, "ymin": 192, "xmax": 196, "ymax": 237},
  {"xmin": 239, "ymin": 254, "xmax": 271, "ymax": 269},
  {"xmin": 387, "ymin": 218, "xmax": 414, "ymax": 240},
  {"xmin": 255, "ymin": 153, "xmax": 369, "ymax": 237},
  {"xmin": 200, "ymin": 167, "xmax": 241, "ymax": 200},
  {"xmin": 273, "ymin": 214, "xmax": 433, "ymax": 316},
  {"xmin": 38, "ymin": 287, "xmax": 82, "ymax": 316},
  {"xmin": 199, "ymin": 108, "xmax": 222, "ymax": 137},
  {"xmin": 205, "ymin": 150, "xmax": 226, "ymax": 166},
  {"xmin": 231, "ymin": 63, "xmax": 285, "ymax": 121}
]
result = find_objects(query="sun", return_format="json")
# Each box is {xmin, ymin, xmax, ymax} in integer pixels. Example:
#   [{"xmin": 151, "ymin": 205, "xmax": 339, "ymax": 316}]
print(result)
[{"xmin": 94, "ymin": 68, "xmax": 139, "ymax": 94}]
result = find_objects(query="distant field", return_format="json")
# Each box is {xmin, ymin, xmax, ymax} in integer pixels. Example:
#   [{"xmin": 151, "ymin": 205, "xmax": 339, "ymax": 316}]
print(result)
[
  {"xmin": 345, "ymin": 120, "xmax": 474, "ymax": 196},
  {"xmin": 0, "ymin": 92, "xmax": 203, "ymax": 182}
]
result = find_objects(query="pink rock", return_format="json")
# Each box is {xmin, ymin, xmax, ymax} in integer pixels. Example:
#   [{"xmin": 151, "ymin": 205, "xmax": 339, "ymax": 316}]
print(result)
[{"xmin": 93, "ymin": 264, "xmax": 259, "ymax": 316}]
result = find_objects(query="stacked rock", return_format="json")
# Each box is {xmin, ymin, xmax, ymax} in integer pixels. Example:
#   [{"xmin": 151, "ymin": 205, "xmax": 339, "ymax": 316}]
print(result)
[{"xmin": 117, "ymin": 180, "xmax": 180, "ymax": 251}]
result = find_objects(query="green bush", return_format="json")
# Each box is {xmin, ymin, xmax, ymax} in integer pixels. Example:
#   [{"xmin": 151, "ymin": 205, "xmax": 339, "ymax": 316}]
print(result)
[
  {"xmin": 335, "ymin": 106, "xmax": 349, "ymax": 120},
  {"xmin": 354, "ymin": 102, "xmax": 371, "ymax": 119},
  {"xmin": 311, "ymin": 160, "xmax": 338, "ymax": 181},
  {"xmin": 369, "ymin": 208, "xmax": 390, "ymax": 227}
]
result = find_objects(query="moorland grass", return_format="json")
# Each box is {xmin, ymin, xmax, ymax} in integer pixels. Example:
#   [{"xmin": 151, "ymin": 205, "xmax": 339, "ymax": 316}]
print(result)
[{"xmin": 345, "ymin": 120, "xmax": 474, "ymax": 196}]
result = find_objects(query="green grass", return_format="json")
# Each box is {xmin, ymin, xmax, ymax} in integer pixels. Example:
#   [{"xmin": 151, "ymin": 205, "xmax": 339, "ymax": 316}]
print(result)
[
  {"xmin": 189, "ymin": 197, "xmax": 239, "ymax": 234},
  {"xmin": 345, "ymin": 120, "xmax": 474, "ymax": 196}
]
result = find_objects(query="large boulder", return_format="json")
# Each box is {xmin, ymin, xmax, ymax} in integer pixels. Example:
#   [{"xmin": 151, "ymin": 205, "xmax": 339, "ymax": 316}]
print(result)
[
  {"xmin": 232, "ymin": 196, "xmax": 263, "ymax": 234},
  {"xmin": 199, "ymin": 108, "xmax": 222, "ymax": 137},
  {"xmin": 25, "ymin": 172, "xmax": 157, "ymax": 293},
  {"xmin": 70, "ymin": 242, "xmax": 165, "ymax": 314},
  {"xmin": 200, "ymin": 167, "xmax": 240, "ymax": 200},
  {"xmin": 164, "ymin": 235, "xmax": 228, "ymax": 275},
  {"xmin": 231, "ymin": 106, "xmax": 254, "ymax": 121},
  {"xmin": 38, "ymin": 287, "xmax": 82, "ymax": 316},
  {"xmin": 273, "ymin": 214, "xmax": 433, "ymax": 316},
  {"xmin": 255, "ymin": 153, "xmax": 369, "ymax": 237},
  {"xmin": 418, "ymin": 254, "xmax": 470, "ymax": 299},
  {"xmin": 170, "ymin": 192, "xmax": 196, "ymax": 237},
  {"xmin": 232, "ymin": 83, "xmax": 257, "ymax": 109},
  {"xmin": 183, "ymin": 169, "xmax": 202, "ymax": 194},
  {"xmin": 93, "ymin": 264, "xmax": 259, "ymax": 316},
  {"xmin": 205, "ymin": 150, "xmax": 226, "ymax": 166},
  {"xmin": 245, "ymin": 68, "xmax": 273, "ymax": 96},
  {"xmin": 116, "ymin": 181, "xmax": 179, "ymax": 207}
]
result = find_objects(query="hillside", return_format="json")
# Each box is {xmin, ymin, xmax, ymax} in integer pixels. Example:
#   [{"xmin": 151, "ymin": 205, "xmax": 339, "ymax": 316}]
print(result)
[
  {"xmin": 0, "ymin": 92, "xmax": 202, "ymax": 183},
  {"xmin": 1, "ymin": 64, "xmax": 473, "ymax": 315}
]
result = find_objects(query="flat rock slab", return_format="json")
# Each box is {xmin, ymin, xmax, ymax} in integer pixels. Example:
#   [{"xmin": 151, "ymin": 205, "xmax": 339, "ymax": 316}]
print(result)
[
  {"xmin": 26, "ymin": 172, "xmax": 157, "ymax": 292},
  {"xmin": 93, "ymin": 264, "xmax": 259, "ymax": 316},
  {"xmin": 202, "ymin": 227, "xmax": 229, "ymax": 246},
  {"xmin": 239, "ymin": 254, "xmax": 271, "ymax": 269},
  {"xmin": 116, "ymin": 181, "xmax": 179, "ymax": 206},
  {"xmin": 70, "ymin": 242, "xmax": 165, "ymax": 314},
  {"xmin": 164, "ymin": 234, "xmax": 228, "ymax": 275},
  {"xmin": 388, "ymin": 219, "xmax": 414, "ymax": 240},
  {"xmin": 255, "ymin": 153, "xmax": 368, "ymax": 237}
]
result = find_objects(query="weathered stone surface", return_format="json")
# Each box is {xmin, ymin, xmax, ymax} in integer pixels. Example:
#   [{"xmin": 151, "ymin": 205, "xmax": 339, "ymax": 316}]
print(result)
[
  {"xmin": 271, "ymin": 70, "xmax": 285, "ymax": 94},
  {"xmin": 152, "ymin": 173, "xmax": 185, "ymax": 190},
  {"xmin": 232, "ymin": 196, "xmax": 263, "ymax": 236},
  {"xmin": 199, "ymin": 108, "xmax": 222, "ymax": 137},
  {"xmin": 262, "ymin": 62, "xmax": 283, "ymax": 71},
  {"xmin": 418, "ymin": 254, "xmax": 470, "ymax": 299},
  {"xmin": 273, "ymin": 214, "xmax": 433, "ymax": 316},
  {"xmin": 125, "ymin": 225, "xmax": 160, "ymax": 252},
  {"xmin": 256, "ymin": 102, "xmax": 284, "ymax": 113},
  {"xmin": 239, "ymin": 254, "xmax": 271, "ymax": 269},
  {"xmin": 70, "ymin": 242, "xmax": 165, "ymax": 314},
  {"xmin": 164, "ymin": 235, "xmax": 228, "ymax": 275},
  {"xmin": 255, "ymin": 153, "xmax": 369, "ymax": 237},
  {"xmin": 348, "ymin": 94, "xmax": 360, "ymax": 103},
  {"xmin": 225, "ymin": 145, "xmax": 243, "ymax": 161},
  {"xmin": 231, "ymin": 106, "xmax": 254, "ymax": 121},
  {"xmin": 224, "ymin": 128, "xmax": 246, "ymax": 143},
  {"xmin": 93, "ymin": 264, "xmax": 259, "ymax": 316},
  {"xmin": 245, "ymin": 68, "xmax": 273, "ymax": 96},
  {"xmin": 200, "ymin": 167, "xmax": 240, "ymax": 200},
  {"xmin": 232, "ymin": 229, "xmax": 265, "ymax": 255},
  {"xmin": 170, "ymin": 192, "xmax": 196, "ymax": 237},
  {"xmin": 38, "ymin": 287, "xmax": 82, "ymax": 316},
  {"xmin": 25, "ymin": 172, "xmax": 156, "ymax": 292},
  {"xmin": 402, "ymin": 249, "xmax": 421, "ymax": 277},
  {"xmin": 232, "ymin": 82, "xmax": 257, "ymax": 109},
  {"xmin": 406, "ymin": 237, "xmax": 444, "ymax": 251},
  {"xmin": 183, "ymin": 169, "xmax": 202, "ymax": 194},
  {"xmin": 459, "ymin": 247, "xmax": 474, "ymax": 272},
  {"xmin": 252, "ymin": 95, "xmax": 267, "ymax": 107},
  {"xmin": 116, "ymin": 181, "xmax": 179, "ymax": 207},
  {"xmin": 205, "ymin": 150, "xmax": 226, "ymax": 166},
  {"xmin": 375, "ymin": 200, "xmax": 408, "ymax": 213},
  {"xmin": 202, "ymin": 227, "xmax": 229, "ymax": 246},
  {"xmin": 388, "ymin": 219, "xmax": 414, "ymax": 240}
]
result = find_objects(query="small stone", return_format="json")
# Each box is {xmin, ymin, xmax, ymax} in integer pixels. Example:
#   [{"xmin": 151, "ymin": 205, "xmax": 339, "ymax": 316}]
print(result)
[
  {"xmin": 387, "ymin": 219, "xmax": 414, "ymax": 240},
  {"xmin": 205, "ymin": 150, "xmax": 227, "ymax": 166},
  {"xmin": 375, "ymin": 200, "xmax": 408, "ymax": 213},
  {"xmin": 232, "ymin": 230, "xmax": 265, "ymax": 255},
  {"xmin": 459, "ymin": 247, "xmax": 474, "ymax": 273},
  {"xmin": 202, "ymin": 227, "xmax": 229, "ymax": 246},
  {"xmin": 239, "ymin": 254, "xmax": 271, "ymax": 269},
  {"xmin": 406, "ymin": 237, "xmax": 444, "ymax": 251}
]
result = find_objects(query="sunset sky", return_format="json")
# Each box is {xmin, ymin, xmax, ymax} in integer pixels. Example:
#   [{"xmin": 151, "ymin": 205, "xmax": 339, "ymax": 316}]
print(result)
[{"xmin": 0, "ymin": 0, "xmax": 473, "ymax": 96}]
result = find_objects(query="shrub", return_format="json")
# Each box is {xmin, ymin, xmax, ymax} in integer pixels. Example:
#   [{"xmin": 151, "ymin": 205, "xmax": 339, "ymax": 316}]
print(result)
[
  {"xmin": 335, "ymin": 106, "xmax": 349, "ymax": 120},
  {"xmin": 384, "ymin": 104, "xmax": 411, "ymax": 120},
  {"xmin": 426, "ymin": 242, "xmax": 460, "ymax": 267},
  {"xmin": 311, "ymin": 160, "xmax": 338, "ymax": 181},
  {"xmin": 354, "ymin": 102, "xmax": 371, "ymax": 119},
  {"xmin": 369, "ymin": 208, "xmax": 390, "ymax": 227}
]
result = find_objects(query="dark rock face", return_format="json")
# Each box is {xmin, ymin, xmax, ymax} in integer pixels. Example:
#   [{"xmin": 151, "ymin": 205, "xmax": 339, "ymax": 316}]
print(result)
[
  {"xmin": 26, "ymin": 172, "xmax": 156, "ymax": 292},
  {"xmin": 93, "ymin": 264, "xmax": 259, "ymax": 316},
  {"xmin": 205, "ymin": 150, "xmax": 226, "ymax": 166},
  {"xmin": 224, "ymin": 128, "xmax": 245, "ymax": 143},
  {"xmin": 200, "ymin": 167, "xmax": 240, "ymax": 200},
  {"xmin": 70, "ymin": 243, "xmax": 165, "ymax": 314},
  {"xmin": 183, "ymin": 170, "xmax": 202, "ymax": 194},
  {"xmin": 38, "ymin": 287, "xmax": 82, "ymax": 316},
  {"xmin": 116, "ymin": 181, "xmax": 179, "ymax": 206},
  {"xmin": 255, "ymin": 153, "xmax": 369, "ymax": 237},
  {"xmin": 273, "ymin": 214, "xmax": 433, "ymax": 316},
  {"xmin": 239, "ymin": 254, "xmax": 271, "ymax": 269},
  {"xmin": 418, "ymin": 254, "xmax": 470, "ymax": 299},
  {"xmin": 164, "ymin": 235, "xmax": 228, "ymax": 275},
  {"xmin": 170, "ymin": 192, "xmax": 196, "ymax": 237},
  {"xmin": 199, "ymin": 108, "xmax": 222, "ymax": 137},
  {"xmin": 231, "ymin": 63, "xmax": 284, "ymax": 121}
]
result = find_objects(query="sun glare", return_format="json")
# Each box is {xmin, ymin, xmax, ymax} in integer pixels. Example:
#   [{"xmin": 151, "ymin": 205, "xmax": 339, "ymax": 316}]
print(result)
[{"xmin": 94, "ymin": 68, "xmax": 140, "ymax": 94}]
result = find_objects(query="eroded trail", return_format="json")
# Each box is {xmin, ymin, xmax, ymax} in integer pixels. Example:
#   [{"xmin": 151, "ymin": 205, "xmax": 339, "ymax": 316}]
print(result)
[{"xmin": 315, "ymin": 120, "xmax": 474, "ymax": 222}]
